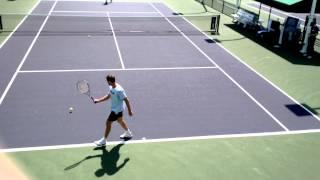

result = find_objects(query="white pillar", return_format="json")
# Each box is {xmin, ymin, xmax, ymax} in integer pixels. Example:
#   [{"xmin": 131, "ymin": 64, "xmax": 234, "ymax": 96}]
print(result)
[
  {"xmin": 236, "ymin": 0, "xmax": 241, "ymax": 9},
  {"xmin": 300, "ymin": 0, "xmax": 318, "ymax": 54}
]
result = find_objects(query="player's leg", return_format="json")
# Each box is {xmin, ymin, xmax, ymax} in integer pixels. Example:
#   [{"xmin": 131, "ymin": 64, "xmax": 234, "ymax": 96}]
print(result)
[
  {"xmin": 94, "ymin": 112, "xmax": 116, "ymax": 146},
  {"xmin": 117, "ymin": 118, "xmax": 129, "ymax": 131},
  {"xmin": 104, "ymin": 120, "xmax": 113, "ymax": 139},
  {"xmin": 117, "ymin": 114, "xmax": 133, "ymax": 139}
]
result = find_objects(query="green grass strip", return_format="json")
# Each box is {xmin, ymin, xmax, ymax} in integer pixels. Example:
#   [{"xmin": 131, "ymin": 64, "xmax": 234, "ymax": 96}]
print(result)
[{"xmin": 9, "ymin": 133, "xmax": 320, "ymax": 180}]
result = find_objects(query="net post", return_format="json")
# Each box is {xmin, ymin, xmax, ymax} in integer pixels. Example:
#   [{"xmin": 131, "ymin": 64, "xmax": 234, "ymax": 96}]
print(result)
[{"xmin": 210, "ymin": 15, "xmax": 220, "ymax": 35}]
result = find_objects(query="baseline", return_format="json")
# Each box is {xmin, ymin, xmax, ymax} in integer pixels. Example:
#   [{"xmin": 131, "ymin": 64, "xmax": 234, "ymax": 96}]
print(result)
[{"xmin": 2, "ymin": 129, "xmax": 320, "ymax": 153}]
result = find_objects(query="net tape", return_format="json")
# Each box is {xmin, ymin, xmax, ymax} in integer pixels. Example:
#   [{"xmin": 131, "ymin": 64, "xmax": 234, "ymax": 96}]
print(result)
[{"xmin": 0, "ymin": 13, "xmax": 216, "ymax": 36}]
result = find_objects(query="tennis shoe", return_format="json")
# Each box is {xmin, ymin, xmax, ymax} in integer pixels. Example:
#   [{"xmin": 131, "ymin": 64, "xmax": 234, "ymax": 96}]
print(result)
[
  {"xmin": 94, "ymin": 138, "xmax": 106, "ymax": 146},
  {"xmin": 120, "ymin": 131, "xmax": 133, "ymax": 139}
]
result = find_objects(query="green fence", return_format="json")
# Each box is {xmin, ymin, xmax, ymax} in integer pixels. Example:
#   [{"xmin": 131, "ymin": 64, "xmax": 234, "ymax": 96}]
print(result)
[{"xmin": 202, "ymin": 0, "xmax": 237, "ymax": 17}]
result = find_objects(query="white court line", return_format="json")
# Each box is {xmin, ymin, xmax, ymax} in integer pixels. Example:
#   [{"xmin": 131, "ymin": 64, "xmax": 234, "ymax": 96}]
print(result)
[
  {"xmin": 41, "ymin": 0, "xmax": 104, "ymax": 1},
  {"xmin": 0, "ymin": 1, "xmax": 58, "ymax": 105},
  {"xmin": 2, "ymin": 129, "xmax": 320, "ymax": 153},
  {"xmin": 53, "ymin": 10, "xmax": 158, "ymax": 14},
  {"xmin": 150, "ymin": 3, "xmax": 289, "ymax": 131},
  {"xmin": 107, "ymin": 12, "xmax": 125, "ymax": 69},
  {"xmin": 0, "ymin": 1, "xmax": 41, "ymax": 49},
  {"xmin": 18, "ymin": 66, "xmax": 217, "ymax": 73},
  {"xmin": 162, "ymin": 2, "xmax": 320, "ymax": 123},
  {"xmin": 41, "ymin": 0, "xmax": 158, "ymax": 2}
]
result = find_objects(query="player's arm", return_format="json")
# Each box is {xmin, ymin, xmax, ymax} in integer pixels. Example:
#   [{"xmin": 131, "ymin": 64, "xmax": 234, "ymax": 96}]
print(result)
[
  {"xmin": 93, "ymin": 94, "xmax": 110, "ymax": 104},
  {"xmin": 124, "ymin": 97, "xmax": 133, "ymax": 116}
]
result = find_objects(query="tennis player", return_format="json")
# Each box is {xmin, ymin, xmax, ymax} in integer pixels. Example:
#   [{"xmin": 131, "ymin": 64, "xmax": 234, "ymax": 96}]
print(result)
[
  {"xmin": 104, "ymin": 0, "xmax": 112, "ymax": 5},
  {"xmin": 93, "ymin": 74, "xmax": 133, "ymax": 146}
]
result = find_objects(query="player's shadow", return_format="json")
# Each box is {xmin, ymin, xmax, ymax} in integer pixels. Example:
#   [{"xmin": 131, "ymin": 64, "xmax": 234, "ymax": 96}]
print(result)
[{"xmin": 64, "ymin": 143, "xmax": 129, "ymax": 177}]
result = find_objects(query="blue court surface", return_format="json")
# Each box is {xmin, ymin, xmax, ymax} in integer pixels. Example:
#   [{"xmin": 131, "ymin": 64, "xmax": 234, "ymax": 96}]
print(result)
[{"xmin": 0, "ymin": 0, "xmax": 320, "ymax": 152}]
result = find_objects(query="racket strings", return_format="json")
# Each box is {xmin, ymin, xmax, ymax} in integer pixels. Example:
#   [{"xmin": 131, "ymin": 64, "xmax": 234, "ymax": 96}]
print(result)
[{"xmin": 77, "ymin": 81, "xmax": 90, "ymax": 95}]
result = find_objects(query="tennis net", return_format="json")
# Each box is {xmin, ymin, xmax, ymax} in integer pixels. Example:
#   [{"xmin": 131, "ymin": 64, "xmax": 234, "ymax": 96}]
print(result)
[{"xmin": 0, "ymin": 13, "xmax": 217, "ymax": 37}]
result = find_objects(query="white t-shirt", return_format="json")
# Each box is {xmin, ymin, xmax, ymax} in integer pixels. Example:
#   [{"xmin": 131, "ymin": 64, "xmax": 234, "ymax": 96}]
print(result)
[{"xmin": 109, "ymin": 83, "xmax": 127, "ymax": 113}]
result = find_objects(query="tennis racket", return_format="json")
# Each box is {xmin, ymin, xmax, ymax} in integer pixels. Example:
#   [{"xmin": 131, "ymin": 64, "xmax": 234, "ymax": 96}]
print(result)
[{"xmin": 76, "ymin": 80, "xmax": 94, "ymax": 102}]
